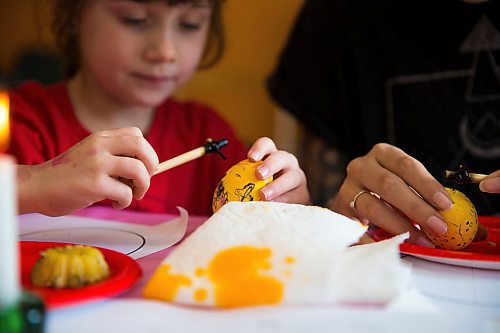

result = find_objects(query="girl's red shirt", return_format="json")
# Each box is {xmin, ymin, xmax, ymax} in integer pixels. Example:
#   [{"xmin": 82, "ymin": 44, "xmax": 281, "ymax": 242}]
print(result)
[{"xmin": 8, "ymin": 81, "xmax": 246, "ymax": 216}]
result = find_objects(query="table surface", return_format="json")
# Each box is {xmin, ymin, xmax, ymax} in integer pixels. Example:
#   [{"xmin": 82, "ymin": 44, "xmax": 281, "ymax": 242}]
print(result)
[{"xmin": 30, "ymin": 208, "xmax": 500, "ymax": 333}]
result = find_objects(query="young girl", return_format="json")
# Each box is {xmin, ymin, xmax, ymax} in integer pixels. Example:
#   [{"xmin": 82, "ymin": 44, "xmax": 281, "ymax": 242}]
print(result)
[{"xmin": 9, "ymin": 0, "xmax": 310, "ymax": 217}]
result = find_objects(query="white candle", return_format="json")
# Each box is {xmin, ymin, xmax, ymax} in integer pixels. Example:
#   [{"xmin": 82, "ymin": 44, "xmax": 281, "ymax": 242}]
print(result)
[
  {"xmin": 0, "ymin": 92, "xmax": 20, "ymax": 309},
  {"xmin": 0, "ymin": 155, "xmax": 19, "ymax": 308}
]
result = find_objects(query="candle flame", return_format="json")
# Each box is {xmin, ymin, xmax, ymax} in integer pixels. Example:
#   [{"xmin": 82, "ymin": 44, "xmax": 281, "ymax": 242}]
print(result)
[{"xmin": 0, "ymin": 92, "xmax": 9, "ymax": 152}]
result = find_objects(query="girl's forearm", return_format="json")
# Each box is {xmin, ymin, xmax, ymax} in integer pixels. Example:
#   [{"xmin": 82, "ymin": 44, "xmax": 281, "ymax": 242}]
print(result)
[{"xmin": 17, "ymin": 164, "xmax": 43, "ymax": 215}]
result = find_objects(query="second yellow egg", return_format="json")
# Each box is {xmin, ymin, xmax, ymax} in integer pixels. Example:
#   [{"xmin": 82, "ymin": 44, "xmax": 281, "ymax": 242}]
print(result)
[{"xmin": 423, "ymin": 187, "xmax": 478, "ymax": 250}]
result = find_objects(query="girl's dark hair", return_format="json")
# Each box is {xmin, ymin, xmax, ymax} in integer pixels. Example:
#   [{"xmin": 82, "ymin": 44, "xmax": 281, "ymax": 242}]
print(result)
[{"xmin": 51, "ymin": 0, "xmax": 225, "ymax": 78}]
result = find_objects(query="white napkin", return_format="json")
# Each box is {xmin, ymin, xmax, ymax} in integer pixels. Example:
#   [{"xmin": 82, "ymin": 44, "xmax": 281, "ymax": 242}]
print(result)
[
  {"xmin": 328, "ymin": 233, "xmax": 411, "ymax": 304},
  {"xmin": 143, "ymin": 202, "xmax": 410, "ymax": 307}
]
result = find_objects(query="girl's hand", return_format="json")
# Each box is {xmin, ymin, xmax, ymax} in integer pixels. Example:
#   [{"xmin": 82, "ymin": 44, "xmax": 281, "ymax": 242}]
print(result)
[
  {"xmin": 330, "ymin": 143, "xmax": 454, "ymax": 248},
  {"xmin": 18, "ymin": 127, "xmax": 159, "ymax": 216},
  {"xmin": 480, "ymin": 170, "xmax": 500, "ymax": 193},
  {"xmin": 247, "ymin": 137, "xmax": 311, "ymax": 205}
]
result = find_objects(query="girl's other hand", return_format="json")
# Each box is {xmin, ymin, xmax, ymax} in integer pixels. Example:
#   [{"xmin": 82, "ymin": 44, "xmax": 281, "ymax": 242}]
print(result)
[
  {"xmin": 19, "ymin": 127, "xmax": 159, "ymax": 216},
  {"xmin": 247, "ymin": 137, "xmax": 311, "ymax": 205}
]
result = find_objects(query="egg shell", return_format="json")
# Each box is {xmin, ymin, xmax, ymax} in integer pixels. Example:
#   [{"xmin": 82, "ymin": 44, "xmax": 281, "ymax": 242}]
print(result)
[
  {"xmin": 212, "ymin": 159, "xmax": 273, "ymax": 212},
  {"xmin": 424, "ymin": 188, "xmax": 478, "ymax": 250}
]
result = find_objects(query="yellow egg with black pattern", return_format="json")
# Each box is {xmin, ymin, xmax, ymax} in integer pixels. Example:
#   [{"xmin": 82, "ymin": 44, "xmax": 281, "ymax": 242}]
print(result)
[
  {"xmin": 424, "ymin": 188, "xmax": 478, "ymax": 250},
  {"xmin": 212, "ymin": 159, "xmax": 273, "ymax": 213}
]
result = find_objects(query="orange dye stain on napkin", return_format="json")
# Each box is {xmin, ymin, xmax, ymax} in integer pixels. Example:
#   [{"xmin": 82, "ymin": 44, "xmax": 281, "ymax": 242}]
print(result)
[
  {"xmin": 195, "ymin": 267, "xmax": 206, "ymax": 277},
  {"xmin": 143, "ymin": 265, "xmax": 192, "ymax": 301},
  {"xmin": 194, "ymin": 288, "xmax": 208, "ymax": 302},
  {"xmin": 207, "ymin": 246, "xmax": 283, "ymax": 308}
]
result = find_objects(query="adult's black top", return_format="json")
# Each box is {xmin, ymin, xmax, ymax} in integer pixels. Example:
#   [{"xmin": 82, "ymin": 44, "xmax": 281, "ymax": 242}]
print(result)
[{"xmin": 268, "ymin": 0, "xmax": 500, "ymax": 214}]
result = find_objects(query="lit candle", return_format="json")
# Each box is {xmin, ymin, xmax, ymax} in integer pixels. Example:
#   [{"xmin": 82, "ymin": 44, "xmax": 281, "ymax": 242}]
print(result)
[{"xmin": 0, "ymin": 92, "xmax": 20, "ymax": 309}]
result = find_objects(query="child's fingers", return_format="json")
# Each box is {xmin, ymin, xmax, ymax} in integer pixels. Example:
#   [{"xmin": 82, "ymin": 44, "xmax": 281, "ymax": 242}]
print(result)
[
  {"xmin": 98, "ymin": 177, "xmax": 134, "ymax": 210},
  {"xmin": 85, "ymin": 128, "xmax": 158, "ymax": 175},
  {"xmin": 246, "ymin": 137, "xmax": 311, "ymax": 205},
  {"xmin": 100, "ymin": 135, "xmax": 159, "ymax": 175},
  {"xmin": 247, "ymin": 137, "xmax": 277, "ymax": 161},
  {"xmin": 120, "ymin": 137, "xmax": 159, "ymax": 175},
  {"xmin": 108, "ymin": 156, "xmax": 151, "ymax": 200},
  {"xmin": 262, "ymin": 182, "xmax": 310, "ymax": 205},
  {"xmin": 260, "ymin": 167, "xmax": 305, "ymax": 201},
  {"xmin": 255, "ymin": 150, "xmax": 299, "ymax": 180}
]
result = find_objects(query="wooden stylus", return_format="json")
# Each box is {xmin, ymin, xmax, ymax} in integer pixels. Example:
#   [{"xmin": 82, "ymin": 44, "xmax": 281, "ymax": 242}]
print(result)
[
  {"xmin": 152, "ymin": 138, "xmax": 228, "ymax": 176},
  {"xmin": 444, "ymin": 165, "xmax": 487, "ymax": 184}
]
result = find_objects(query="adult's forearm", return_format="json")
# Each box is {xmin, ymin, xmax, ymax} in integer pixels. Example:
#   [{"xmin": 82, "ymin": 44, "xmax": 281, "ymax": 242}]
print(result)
[{"xmin": 301, "ymin": 130, "xmax": 348, "ymax": 207}]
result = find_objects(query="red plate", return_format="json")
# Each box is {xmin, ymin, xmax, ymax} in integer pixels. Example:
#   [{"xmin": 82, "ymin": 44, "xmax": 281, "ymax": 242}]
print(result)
[
  {"xmin": 373, "ymin": 216, "xmax": 500, "ymax": 270},
  {"xmin": 21, "ymin": 241, "xmax": 142, "ymax": 309}
]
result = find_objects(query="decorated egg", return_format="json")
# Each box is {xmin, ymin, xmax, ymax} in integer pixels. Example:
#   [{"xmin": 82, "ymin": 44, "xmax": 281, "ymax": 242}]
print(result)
[
  {"xmin": 212, "ymin": 159, "xmax": 273, "ymax": 213},
  {"xmin": 424, "ymin": 187, "xmax": 478, "ymax": 250}
]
